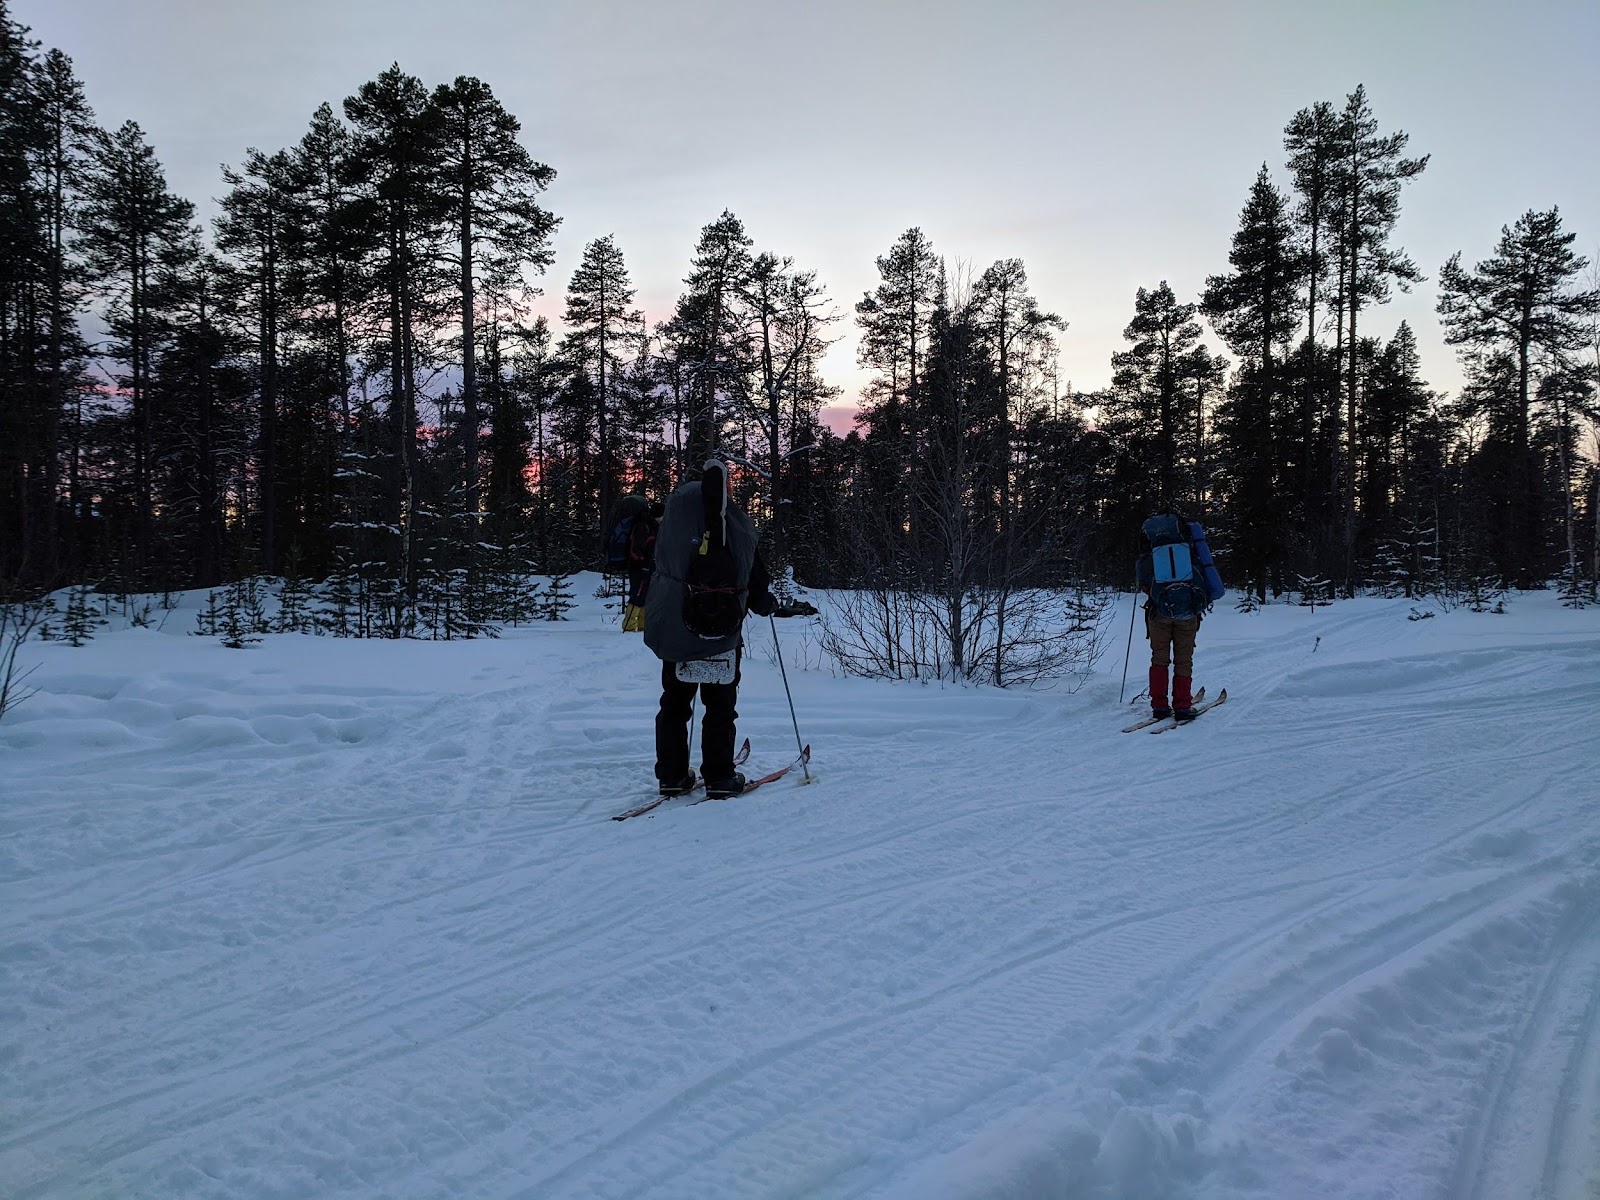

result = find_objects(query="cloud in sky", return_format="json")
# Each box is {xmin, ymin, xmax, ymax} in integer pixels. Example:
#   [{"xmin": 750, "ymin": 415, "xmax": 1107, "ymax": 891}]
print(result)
[{"xmin": 19, "ymin": 0, "xmax": 1600, "ymax": 409}]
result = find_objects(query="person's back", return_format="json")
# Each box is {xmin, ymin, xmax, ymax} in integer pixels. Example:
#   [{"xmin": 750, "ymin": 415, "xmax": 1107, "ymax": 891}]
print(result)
[
  {"xmin": 644, "ymin": 466, "xmax": 764, "ymax": 664},
  {"xmin": 1137, "ymin": 512, "xmax": 1208, "ymax": 721},
  {"xmin": 644, "ymin": 460, "xmax": 775, "ymax": 799},
  {"xmin": 620, "ymin": 501, "xmax": 661, "ymax": 632}
]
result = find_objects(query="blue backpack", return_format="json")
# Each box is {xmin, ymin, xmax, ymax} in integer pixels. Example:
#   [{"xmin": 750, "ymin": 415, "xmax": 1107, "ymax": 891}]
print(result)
[
  {"xmin": 1142, "ymin": 514, "xmax": 1225, "ymax": 620},
  {"xmin": 604, "ymin": 516, "xmax": 634, "ymax": 573}
]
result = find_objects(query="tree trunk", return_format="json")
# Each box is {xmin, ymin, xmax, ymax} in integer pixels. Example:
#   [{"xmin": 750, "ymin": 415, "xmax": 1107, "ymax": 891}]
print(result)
[
  {"xmin": 197, "ymin": 280, "xmax": 220, "ymax": 588},
  {"xmin": 1553, "ymin": 385, "xmax": 1577, "ymax": 589},
  {"xmin": 260, "ymin": 215, "xmax": 279, "ymax": 573},
  {"xmin": 132, "ymin": 228, "xmax": 149, "ymax": 578},
  {"xmin": 1342, "ymin": 166, "xmax": 1362, "ymax": 596},
  {"xmin": 44, "ymin": 112, "xmax": 67, "ymax": 582},
  {"xmin": 596, "ymin": 270, "xmax": 609, "ymax": 551},
  {"xmin": 459, "ymin": 133, "xmax": 479, "ymax": 542},
  {"xmin": 1516, "ymin": 299, "xmax": 1534, "ymax": 588}
]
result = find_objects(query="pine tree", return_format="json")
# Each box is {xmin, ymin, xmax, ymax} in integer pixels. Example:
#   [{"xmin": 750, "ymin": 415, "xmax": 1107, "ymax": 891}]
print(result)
[
  {"xmin": 1357, "ymin": 323, "xmax": 1435, "ymax": 578},
  {"xmin": 908, "ymin": 281, "xmax": 1004, "ymax": 676},
  {"xmin": 1203, "ymin": 166, "xmax": 1304, "ymax": 601},
  {"xmin": 193, "ymin": 589, "xmax": 223, "ymax": 637},
  {"xmin": 538, "ymin": 572, "xmax": 576, "ymax": 621},
  {"xmin": 77, "ymin": 120, "xmax": 196, "ymax": 582},
  {"xmin": 0, "ymin": 5, "xmax": 40, "ymax": 570},
  {"xmin": 1107, "ymin": 281, "xmax": 1212, "ymax": 514},
  {"xmin": 664, "ymin": 211, "xmax": 754, "ymax": 466},
  {"xmin": 970, "ymin": 258, "xmax": 1064, "ymax": 502},
  {"xmin": 30, "ymin": 48, "xmax": 97, "ymax": 584},
  {"xmin": 157, "ymin": 240, "xmax": 248, "ymax": 589},
  {"xmin": 1462, "ymin": 570, "xmax": 1505, "ymax": 614},
  {"xmin": 486, "ymin": 316, "xmax": 548, "ymax": 547},
  {"xmin": 1284, "ymin": 102, "xmax": 1339, "ymax": 358},
  {"xmin": 1282, "ymin": 99, "xmax": 1345, "ymax": 546},
  {"xmin": 343, "ymin": 66, "xmax": 448, "ymax": 616},
  {"xmin": 1295, "ymin": 573, "xmax": 1332, "ymax": 609},
  {"xmin": 968, "ymin": 257, "xmax": 1064, "ymax": 667},
  {"xmin": 218, "ymin": 577, "xmax": 266, "ymax": 648},
  {"xmin": 856, "ymin": 227, "xmax": 941, "ymax": 459},
  {"xmin": 61, "ymin": 583, "xmax": 103, "ymax": 645},
  {"xmin": 304, "ymin": 100, "xmax": 392, "ymax": 640},
  {"xmin": 0, "ymin": 10, "xmax": 82, "ymax": 588},
  {"xmin": 284, "ymin": 102, "xmax": 364, "ymax": 582},
  {"xmin": 1327, "ymin": 86, "xmax": 1428, "ymax": 586},
  {"xmin": 275, "ymin": 547, "xmax": 316, "ymax": 633},
  {"xmin": 616, "ymin": 336, "xmax": 673, "ymax": 501},
  {"xmin": 1538, "ymin": 365, "xmax": 1599, "ymax": 600},
  {"xmin": 431, "ymin": 75, "xmax": 557, "ymax": 556},
  {"xmin": 216, "ymin": 147, "xmax": 296, "ymax": 573},
  {"xmin": 317, "ymin": 567, "xmax": 358, "ymax": 637},
  {"xmin": 559, "ymin": 234, "xmax": 642, "ymax": 543},
  {"xmin": 1438, "ymin": 209, "xmax": 1599, "ymax": 587},
  {"xmin": 741, "ymin": 252, "xmax": 838, "ymax": 567}
]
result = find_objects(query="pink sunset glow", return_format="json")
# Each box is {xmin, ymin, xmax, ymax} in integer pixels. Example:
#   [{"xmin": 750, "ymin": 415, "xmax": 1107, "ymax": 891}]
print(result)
[{"xmin": 818, "ymin": 405, "xmax": 859, "ymax": 437}]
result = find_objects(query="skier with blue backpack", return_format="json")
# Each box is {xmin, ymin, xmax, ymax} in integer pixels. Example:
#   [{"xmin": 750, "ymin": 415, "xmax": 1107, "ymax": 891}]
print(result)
[{"xmin": 1135, "ymin": 513, "xmax": 1226, "ymax": 723}]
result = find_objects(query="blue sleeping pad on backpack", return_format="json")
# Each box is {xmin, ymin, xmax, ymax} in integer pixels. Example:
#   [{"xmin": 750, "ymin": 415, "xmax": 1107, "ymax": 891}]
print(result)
[{"xmin": 1140, "ymin": 514, "xmax": 1223, "ymax": 619}]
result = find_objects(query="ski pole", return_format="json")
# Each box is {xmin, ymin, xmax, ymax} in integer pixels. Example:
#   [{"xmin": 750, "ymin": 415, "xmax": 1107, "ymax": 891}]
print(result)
[
  {"xmin": 769, "ymin": 613, "xmax": 811, "ymax": 782},
  {"xmin": 1118, "ymin": 586, "xmax": 1138, "ymax": 705}
]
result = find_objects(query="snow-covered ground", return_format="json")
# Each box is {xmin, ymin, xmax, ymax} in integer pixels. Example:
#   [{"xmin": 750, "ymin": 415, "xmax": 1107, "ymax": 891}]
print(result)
[{"xmin": 3, "ymin": 582, "xmax": 1599, "ymax": 1200}]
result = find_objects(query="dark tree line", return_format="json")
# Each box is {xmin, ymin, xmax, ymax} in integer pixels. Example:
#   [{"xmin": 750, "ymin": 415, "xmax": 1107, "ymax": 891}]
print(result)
[
  {"xmin": 3, "ymin": 1, "xmax": 1598, "ymax": 638},
  {"xmin": 1188, "ymin": 88, "xmax": 1598, "ymax": 603}
]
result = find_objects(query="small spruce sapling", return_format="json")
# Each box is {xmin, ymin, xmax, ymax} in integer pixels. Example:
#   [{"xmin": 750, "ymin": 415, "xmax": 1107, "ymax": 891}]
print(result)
[
  {"xmin": 218, "ymin": 579, "xmax": 267, "ymax": 648},
  {"xmin": 538, "ymin": 574, "xmax": 577, "ymax": 621},
  {"xmin": 276, "ymin": 551, "xmax": 316, "ymax": 633},
  {"xmin": 1295, "ymin": 574, "xmax": 1332, "ymax": 610},
  {"xmin": 63, "ymin": 586, "xmax": 106, "ymax": 646},
  {"xmin": 193, "ymin": 591, "xmax": 224, "ymax": 637}
]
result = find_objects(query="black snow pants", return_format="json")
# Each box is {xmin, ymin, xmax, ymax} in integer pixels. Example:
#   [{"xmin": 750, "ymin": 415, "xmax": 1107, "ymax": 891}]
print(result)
[{"xmin": 654, "ymin": 653, "xmax": 741, "ymax": 784}]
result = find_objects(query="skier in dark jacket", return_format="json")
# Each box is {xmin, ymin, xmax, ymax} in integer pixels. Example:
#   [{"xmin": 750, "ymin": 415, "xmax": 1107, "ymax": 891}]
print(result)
[
  {"xmin": 644, "ymin": 459, "xmax": 810, "ymax": 798},
  {"xmin": 620, "ymin": 500, "xmax": 662, "ymax": 633},
  {"xmin": 1135, "ymin": 513, "xmax": 1203, "ymax": 722}
]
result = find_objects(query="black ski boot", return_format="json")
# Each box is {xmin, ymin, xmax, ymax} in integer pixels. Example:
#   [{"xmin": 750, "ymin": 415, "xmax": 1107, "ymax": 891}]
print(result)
[
  {"xmin": 659, "ymin": 770, "xmax": 697, "ymax": 797},
  {"xmin": 704, "ymin": 772, "xmax": 747, "ymax": 800}
]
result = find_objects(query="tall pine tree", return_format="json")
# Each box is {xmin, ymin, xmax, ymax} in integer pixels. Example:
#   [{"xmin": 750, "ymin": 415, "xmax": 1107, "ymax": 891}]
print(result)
[
  {"xmin": 1328, "ymin": 85, "xmax": 1428, "ymax": 585},
  {"xmin": 663, "ymin": 211, "xmax": 753, "ymax": 467},
  {"xmin": 77, "ymin": 120, "xmax": 196, "ymax": 581},
  {"xmin": 1438, "ymin": 208, "xmax": 1599, "ymax": 586},
  {"xmin": 559, "ymin": 234, "xmax": 641, "ymax": 537},
  {"xmin": 431, "ymin": 76, "xmax": 557, "ymax": 536},
  {"xmin": 1203, "ymin": 165, "xmax": 1304, "ymax": 600},
  {"xmin": 343, "ymin": 65, "xmax": 447, "ymax": 618}
]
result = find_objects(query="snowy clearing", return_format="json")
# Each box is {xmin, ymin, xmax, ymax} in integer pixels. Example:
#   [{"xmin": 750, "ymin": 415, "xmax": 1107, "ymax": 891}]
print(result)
[{"xmin": 3, "ymin": 583, "xmax": 1599, "ymax": 1199}]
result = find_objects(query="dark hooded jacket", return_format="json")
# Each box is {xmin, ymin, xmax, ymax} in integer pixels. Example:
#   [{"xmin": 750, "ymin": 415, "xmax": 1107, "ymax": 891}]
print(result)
[{"xmin": 644, "ymin": 464, "xmax": 774, "ymax": 663}]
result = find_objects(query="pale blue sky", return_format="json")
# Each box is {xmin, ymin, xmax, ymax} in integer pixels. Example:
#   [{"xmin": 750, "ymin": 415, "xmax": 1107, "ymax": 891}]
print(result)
[{"xmin": 22, "ymin": 0, "xmax": 1600, "ymax": 416}]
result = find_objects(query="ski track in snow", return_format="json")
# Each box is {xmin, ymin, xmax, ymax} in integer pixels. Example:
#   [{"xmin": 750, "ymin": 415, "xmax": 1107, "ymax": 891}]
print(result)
[{"xmin": 2, "ymin": 585, "xmax": 1599, "ymax": 1199}]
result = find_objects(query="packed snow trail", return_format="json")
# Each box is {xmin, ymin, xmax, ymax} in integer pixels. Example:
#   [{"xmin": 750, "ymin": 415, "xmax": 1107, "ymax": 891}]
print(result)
[{"xmin": 2, "ymin": 585, "xmax": 1598, "ymax": 1199}]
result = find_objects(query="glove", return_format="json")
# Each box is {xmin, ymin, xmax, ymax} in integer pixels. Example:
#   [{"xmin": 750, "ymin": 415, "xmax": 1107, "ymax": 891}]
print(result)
[{"xmin": 773, "ymin": 600, "xmax": 818, "ymax": 618}]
